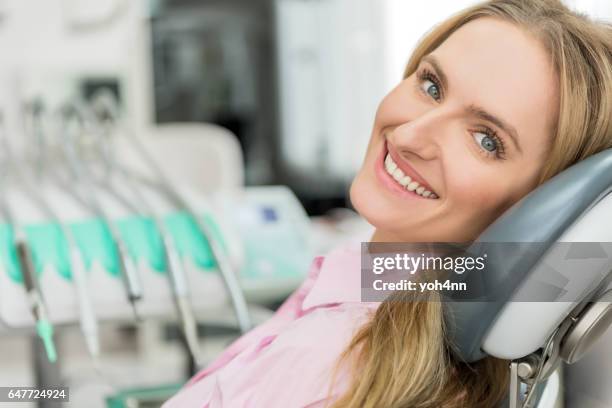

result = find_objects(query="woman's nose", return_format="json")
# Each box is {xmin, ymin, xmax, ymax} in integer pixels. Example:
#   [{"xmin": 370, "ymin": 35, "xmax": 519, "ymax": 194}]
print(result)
[{"xmin": 389, "ymin": 110, "xmax": 447, "ymax": 161}]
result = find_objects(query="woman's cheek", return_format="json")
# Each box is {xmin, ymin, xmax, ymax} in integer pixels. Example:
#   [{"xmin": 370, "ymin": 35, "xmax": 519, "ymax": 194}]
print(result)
[{"xmin": 449, "ymin": 172, "xmax": 503, "ymax": 208}]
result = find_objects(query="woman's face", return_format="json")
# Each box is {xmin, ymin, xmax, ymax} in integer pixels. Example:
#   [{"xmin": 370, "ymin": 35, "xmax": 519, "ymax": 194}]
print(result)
[{"xmin": 350, "ymin": 17, "xmax": 559, "ymax": 242}]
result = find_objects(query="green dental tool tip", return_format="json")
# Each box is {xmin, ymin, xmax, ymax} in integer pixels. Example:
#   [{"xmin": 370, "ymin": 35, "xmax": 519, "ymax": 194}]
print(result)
[{"xmin": 36, "ymin": 320, "xmax": 57, "ymax": 363}]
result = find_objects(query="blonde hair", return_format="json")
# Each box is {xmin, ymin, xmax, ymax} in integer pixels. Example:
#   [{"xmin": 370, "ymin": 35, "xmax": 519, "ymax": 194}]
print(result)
[{"xmin": 328, "ymin": 1, "xmax": 612, "ymax": 407}]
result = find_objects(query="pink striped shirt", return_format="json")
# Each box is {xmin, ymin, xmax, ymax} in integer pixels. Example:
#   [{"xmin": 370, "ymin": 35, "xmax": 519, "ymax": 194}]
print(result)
[{"xmin": 162, "ymin": 240, "xmax": 380, "ymax": 408}]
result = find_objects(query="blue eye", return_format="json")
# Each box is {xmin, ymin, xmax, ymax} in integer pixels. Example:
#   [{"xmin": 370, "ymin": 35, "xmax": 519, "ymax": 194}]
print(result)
[
  {"xmin": 421, "ymin": 80, "xmax": 440, "ymax": 101},
  {"xmin": 473, "ymin": 131, "xmax": 497, "ymax": 153},
  {"xmin": 417, "ymin": 68, "xmax": 443, "ymax": 101},
  {"xmin": 472, "ymin": 128, "xmax": 507, "ymax": 160}
]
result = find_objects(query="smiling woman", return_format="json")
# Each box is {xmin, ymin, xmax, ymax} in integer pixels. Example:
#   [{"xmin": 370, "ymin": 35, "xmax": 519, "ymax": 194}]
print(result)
[{"xmin": 162, "ymin": 1, "xmax": 611, "ymax": 407}]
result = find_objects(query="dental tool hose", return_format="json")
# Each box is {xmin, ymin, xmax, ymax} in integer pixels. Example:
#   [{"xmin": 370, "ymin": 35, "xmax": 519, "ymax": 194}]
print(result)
[
  {"xmin": 91, "ymin": 91, "xmax": 253, "ymax": 333},
  {"xmin": 59, "ymin": 104, "xmax": 143, "ymax": 320},
  {"xmin": 22, "ymin": 105, "xmax": 100, "ymax": 360},
  {"xmin": 123, "ymin": 173, "xmax": 202, "ymax": 366}
]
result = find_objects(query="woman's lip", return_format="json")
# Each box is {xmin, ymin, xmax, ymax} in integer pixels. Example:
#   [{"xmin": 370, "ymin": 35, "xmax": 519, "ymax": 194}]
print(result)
[
  {"xmin": 385, "ymin": 141, "xmax": 438, "ymax": 196},
  {"xmin": 375, "ymin": 141, "xmax": 434, "ymax": 200}
]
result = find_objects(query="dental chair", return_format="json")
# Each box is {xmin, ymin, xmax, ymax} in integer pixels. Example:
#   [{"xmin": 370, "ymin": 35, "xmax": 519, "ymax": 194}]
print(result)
[{"xmin": 444, "ymin": 148, "xmax": 612, "ymax": 408}]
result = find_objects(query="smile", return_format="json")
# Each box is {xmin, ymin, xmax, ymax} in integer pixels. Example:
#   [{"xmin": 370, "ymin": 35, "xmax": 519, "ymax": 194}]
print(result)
[{"xmin": 384, "ymin": 153, "xmax": 438, "ymax": 199}]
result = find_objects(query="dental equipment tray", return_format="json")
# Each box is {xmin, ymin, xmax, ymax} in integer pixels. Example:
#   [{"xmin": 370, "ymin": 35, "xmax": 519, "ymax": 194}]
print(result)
[{"xmin": 0, "ymin": 185, "xmax": 312, "ymax": 330}]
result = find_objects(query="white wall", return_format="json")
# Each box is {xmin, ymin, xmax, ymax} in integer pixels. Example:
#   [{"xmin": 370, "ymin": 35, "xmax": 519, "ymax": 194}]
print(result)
[
  {"xmin": 569, "ymin": 0, "xmax": 612, "ymax": 21},
  {"xmin": 275, "ymin": 0, "xmax": 386, "ymax": 182},
  {"xmin": 0, "ymin": 0, "xmax": 151, "ymax": 146},
  {"xmin": 0, "ymin": 0, "xmax": 137, "ymax": 77},
  {"xmin": 380, "ymin": 0, "xmax": 478, "ymax": 93}
]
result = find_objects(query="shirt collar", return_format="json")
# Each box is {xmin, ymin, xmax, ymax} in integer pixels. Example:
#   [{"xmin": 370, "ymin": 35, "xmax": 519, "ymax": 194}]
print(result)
[{"xmin": 302, "ymin": 240, "xmax": 365, "ymax": 309}]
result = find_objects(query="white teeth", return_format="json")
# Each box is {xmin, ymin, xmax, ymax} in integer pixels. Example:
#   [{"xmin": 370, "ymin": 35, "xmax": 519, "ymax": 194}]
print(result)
[
  {"xmin": 386, "ymin": 156, "xmax": 397, "ymax": 172},
  {"xmin": 407, "ymin": 181, "xmax": 419, "ymax": 191},
  {"xmin": 383, "ymin": 153, "xmax": 438, "ymax": 199},
  {"xmin": 392, "ymin": 168, "xmax": 404, "ymax": 181}
]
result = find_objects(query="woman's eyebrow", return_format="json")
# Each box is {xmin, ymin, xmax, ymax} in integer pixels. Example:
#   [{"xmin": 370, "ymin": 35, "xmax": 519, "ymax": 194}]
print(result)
[{"xmin": 421, "ymin": 54, "xmax": 522, "ymax": 154}]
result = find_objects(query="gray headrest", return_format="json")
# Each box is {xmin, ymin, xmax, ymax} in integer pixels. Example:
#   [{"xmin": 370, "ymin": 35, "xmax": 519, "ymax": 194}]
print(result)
[{"xmin": 445, "ymin": 148, "xmax": 612, "ymax": 362}]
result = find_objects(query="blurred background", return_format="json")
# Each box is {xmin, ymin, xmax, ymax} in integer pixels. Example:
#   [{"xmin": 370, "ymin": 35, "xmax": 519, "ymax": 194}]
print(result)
[{"xmin": 0, "ymin": 0, "xmax": 609, "ymax": 407}]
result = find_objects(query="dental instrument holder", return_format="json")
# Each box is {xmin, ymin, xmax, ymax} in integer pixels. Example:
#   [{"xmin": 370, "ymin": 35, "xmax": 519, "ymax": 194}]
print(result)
[
  {"xmin": 442, "ymin": 148, "xmax": 612, "ymax": 408},
  {"xmin": 0, "ymin": 98, "xmax": 313, "ymax": 408},
  {"xmin": 0, "ymin": 186, "xmax": 308, "ymax": 326},
  {"xmin": 90, "ymin": 91, "xmax": 253, "ymax": 333},
  {"xmin": 0, "ymin": 102, "xmax": 308, "ymax": 332}
]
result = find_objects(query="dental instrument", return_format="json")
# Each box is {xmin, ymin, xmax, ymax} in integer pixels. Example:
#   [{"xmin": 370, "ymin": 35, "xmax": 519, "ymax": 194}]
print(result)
[
  {"xmin": 0, "ymin": 118, "xmax": 57, "ymax": 363},
  {"xmin": 15, "ymin": 231, "xmax": 58, "ymax": 363},
  {"xmin": 55, "ymin": 103, "xmax": 143, "ymax": 321},
  {"xmin": 21, "ymin": 102, "xmax": 100, "ymax": 360},
  {"xmin": 90, "ymin": 90, "xmax": 253, "ymax": 333}
]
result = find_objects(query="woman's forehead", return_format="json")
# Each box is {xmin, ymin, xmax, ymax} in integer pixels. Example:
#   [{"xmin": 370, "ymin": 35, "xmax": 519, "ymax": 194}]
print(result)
[{"xmin": 429, "ymin": 17, "xmax": 559, "ymax": 148}]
